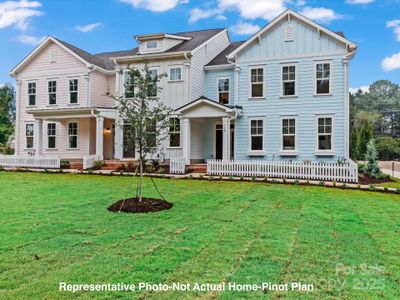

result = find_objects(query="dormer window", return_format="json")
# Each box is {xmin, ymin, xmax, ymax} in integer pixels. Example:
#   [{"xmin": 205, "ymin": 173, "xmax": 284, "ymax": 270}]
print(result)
[{"xmin": 146, "ymin": 41, "xmax": 158, "ymax": 49}]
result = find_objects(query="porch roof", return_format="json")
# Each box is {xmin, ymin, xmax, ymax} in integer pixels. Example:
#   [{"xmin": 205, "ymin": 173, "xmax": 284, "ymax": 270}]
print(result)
[
  {"xmin": 175, "ymin": 96, "xmax": 242, "ymax": 118},
  {"xmin": 26, "ymin": 107, "xmax": 117, "ymax": 120}
]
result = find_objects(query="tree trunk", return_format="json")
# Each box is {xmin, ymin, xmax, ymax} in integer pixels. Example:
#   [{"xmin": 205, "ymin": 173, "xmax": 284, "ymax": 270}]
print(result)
[{"xmin": 138, "ymin": 158, "xmax": 143, "ymax": 202}]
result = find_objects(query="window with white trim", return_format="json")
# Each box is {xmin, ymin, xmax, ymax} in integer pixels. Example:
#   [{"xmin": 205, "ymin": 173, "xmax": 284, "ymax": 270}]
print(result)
[
  {"xmin": 250, "ymin": 119, "xmax": 264, "ymax": 151},
  {"xmin": 148, "ymin": 68, "xmax": 158, "ymax": 97},
  {"xmin": 28, "ymin": 82, "xmax": 36, "ymax": 106},
  {"xmin": 318, "ymin": 117, "xmax": 332, "ymax": 150},
  {"xmin": 169, "ymin": 118, "xmax": 180, "ymax": 147},
  {"xmin": 282, "ymin": 65, "xmax": 296, "ymax": 96},
  {"xmin": 316, "ymin": 63, "xmax": 331, "ymax": 94},
  {"xmin": 68, "ymin": 122, "xmax": 78, "ymax": 149},
  {"xmin": 170, "ymin": 67, "xmax": 182, "ymax": 81},
  {"xmin": 218, "ymin": 78, "xmax": 229, "ymax": 104},
  {"xmin": 69, "ymin": 79, "xmax": 78, "ymax": 104},
  {"xmin": 124, "ymin": 70, "xmax": 135, "ymax": 98},
  {"xmin": 282, "ymin": 118, "xmax": 296, "ymax": 150},
  {"xmin": 146, "ymin": 118, "xmax": 157, "ymax": 148},
  {"xmin": 48, "ymin": 81, "xmax": 57, "ymax": 105},
  {"xmin": 47, "ymin": 123, "xmax": 56, "ymax": 149},
  {"xmin": 25, "ymin": 123, "xmax": 34, "ymax": 149},
  {"xmin": 146, "ymin": 41, "xmax": 158, "ymax": 49},
  {"xmin": 250, "ymin": 68, "xmax": 264, "ymax": 98}
]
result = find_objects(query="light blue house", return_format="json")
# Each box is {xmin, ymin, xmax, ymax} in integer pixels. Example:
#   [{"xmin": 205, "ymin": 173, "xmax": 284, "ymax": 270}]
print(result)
[{"xmin": 177, "ymin": 9, "xmax": 357, "ymax": 165}]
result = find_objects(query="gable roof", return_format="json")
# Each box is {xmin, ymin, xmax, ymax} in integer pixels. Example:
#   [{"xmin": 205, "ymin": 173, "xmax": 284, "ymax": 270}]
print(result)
[
  {"xmin": 227, "ymin": 9, "xmax": 357, "ymax": 60},
  {"xmin": 206, "ymin": 41, "xmax": 245, "ymax": 66}
]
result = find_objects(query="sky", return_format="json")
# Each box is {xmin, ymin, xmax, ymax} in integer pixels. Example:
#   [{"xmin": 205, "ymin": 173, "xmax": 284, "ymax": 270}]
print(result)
[{"xmin": 0, "ymin": 0, "xmax": 400, "ymax": 92}]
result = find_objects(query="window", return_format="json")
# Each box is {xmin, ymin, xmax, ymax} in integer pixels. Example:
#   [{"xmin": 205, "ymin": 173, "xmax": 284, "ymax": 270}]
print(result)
[
  {"xmin": 28, "ymin": 82, "xmax": 36, "ymax": 106},
  {"xmin": 285, "ymin": 25, "xmax": 294, "ymax": 42},
  {"xmin": 147, "ymin": 68, "xmax": 158, "ymax": 97},
  {"xmin": 218, "ymin": 78, "xmax": 230, "ymax": 104},
  {"xmin": 282, "ymin": 118, "xmax": 296, "ymax": 151},
  {"xmin": 318, "ymin": 117, "xmax": 332, "ymax": 150},
  {"xmin": 316, "ymin": 63, "xmax": 331, "ymax": 94},
  {"xmin": 68, "ymin": 122, "xmax": 78, "ymax": 149},
  {"xmin": 146, "ymin": 119, "xmax": 157, "ymax": 148},
  {"xmin": 48, "ymin": 81, "xmax": 57, "ymax": 105},
  {"xmin": 282, "ymin": 65, "xmax": 296, "ymax": 96},
  {"xmin": 47, "ymin": 123, "xmax": 56, "ymax": 149},
  {"xmin": 250, "ymin": 68, "xmax": 264, "ymax": 98},
  {"xmin": 69, "ymin": 79, "xmax": 78, "ymax": 104},
  {"xmin": 250, "ymin": 119, "xmax": 264, "ymax": 151},
  {"xmin": 25, "ymin": 123, "xmax": 34, "ymax": 149},
  {"xmin": 146, "ymin": 41, "xmax": 158, "ymax": 49},
  {"xmin": 124, "ymin": 70, "xmax": 135, "ymax": 98},
  {"xmin": 169, "ymin": 118, "xmax": 181, "ymax": 147},
  {"xmin": 123, "ymin": 124, "xmax": 135, "ymax": 158},
  {"xmin": 170, "ymin": 67, "xmax": 182, "ymax": 81}
]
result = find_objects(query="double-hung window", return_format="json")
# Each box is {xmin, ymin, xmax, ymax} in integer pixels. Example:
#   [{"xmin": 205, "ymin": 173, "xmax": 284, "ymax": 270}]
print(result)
[
  {"xmin": 47, "ymin": 123, "xmax": 56, "ymax": 149},
  {"xmin": 28, "ymin": 82, "xmax": 36, "ymax": 106},
  {"xmin": 25, "ymin": 123, "xmax": 34, "ymax": 149},
  {"xmin": 318, "ymin": 117, "xmax": 333, "ymax": 151},
  {"xmin": 68, "ymin": 122, "xmax": 78, "ymax": 149},
  {"xmin": 249, "ymin": 119, "xmax": 264, "ymax": 151},
  {"xmin": 124, "ymin": 70, "xmax": 135, "ymax": 98},
  {"xmin": 69, "ymin": 79, "xmax": 78, "ymax": 104},
  {"xmin": 169, "ymin": 118, "xmax": 181, "ymax": 147},
  {"xmin": 282, "ymin": 65, "xmax": 296, "ymax": 96},
  {"xmin": 48, "ymin": 80, "xmax": 57, "ymax": 105},
  {"xmin": 170, "ymin": 67, "xmax": 182, "ymax": 81},
  {"xmin": 146, "ymin": 41, "xmax": 158, "ymax": 49},
  {"xmin": 282, "ymin": 118, "xmax": 296, "ymax": 151},
  {"xmin": 316, "ymin": 63, "xmax": 331, "ymax": 94},
  {"xmin": 148, "ymin": 68, "xmax": 158, "ymax": 97},
  {"xmin": 218, "ymin": 78, "xmax": 230, "ymax": 104},
  {"xmin": 250, "ymin": 68, "xmax": 264, "ymax": 98},
  {"xmin": 146, "ymin": 119, "xmax": 157, "ymax": 148}
]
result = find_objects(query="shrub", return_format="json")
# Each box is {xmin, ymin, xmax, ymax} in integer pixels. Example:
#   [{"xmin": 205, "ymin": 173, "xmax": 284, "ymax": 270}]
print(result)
[
  {"xmin": 60, "ymin": 160, "xmax": 70, "ymax": 169},
  {"xmin": 240, "ymin": 176, "xmax": 243, "ymax": 181},
  {"xmin": 0, "ymin": 165, "xmax": 4, "ymax": 170},
  {"xmin": 199, "ymin": 174, "xmax": 203, "ymax": 179},
  {"xmin": 59, "ymin": 169, "xmax": 63, "ymax": 173},
  {"xmin": 364, "ymin": 139, "xmax": 381, "ymax": 178},
  {"xmin": 384, "ymin": 187, "xmax": 388, "ymax": 191},
  {"xmin": 319, "ymin": 181, "xmax": 325, "ymax": 186},
  {"xmin": 369, "ymin": 184, "xmax": 376, "ymax": 191},
  {"xmin": 188, "ymin": 174, "xmax": 193, "ymax": 179},
  {"xmin": 93, "ymin": 160, "xmax": 105, "ymax": 170},
  {"xmin": 396, "ymin": 188, "xmax": 400, "ymax": 194},
  {"xmin": 341, "ymin": 183, "xmax": 347, "ymax": 189},
  {"xmin": 229, "ymin": 176, "xmax": 233, "ymax": 180},
  {"xmin": 294, "ymin": 180, "xmax": 299, "ymax": 185},
  {"xmin": 332, "ymin": 180, "xmax": 337, "ymax": 187},
  {"xmin": 282, "ymin": 177, "xmax": 287, "ymax": 183},
  {"xmin": 251, "ymin": 176, "xmax": 256, "ymax": 181},
  {"xmin": 306, "ymin": 179, "xmax": 310, "ymax": 185},
  {"xmin": 157, "ymin": 167, "xmax": 166, "ymax": 174}
]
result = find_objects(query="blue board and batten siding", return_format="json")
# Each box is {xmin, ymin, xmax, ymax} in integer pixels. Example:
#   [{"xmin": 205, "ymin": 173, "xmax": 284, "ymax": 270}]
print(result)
[{"xmin": 204, "ymin": 17, "xmax": 350, "ymax": 162}]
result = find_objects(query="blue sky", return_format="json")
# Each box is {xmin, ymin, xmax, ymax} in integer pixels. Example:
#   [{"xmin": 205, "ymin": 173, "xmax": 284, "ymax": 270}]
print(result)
[{"xmin": 0, "ymin": 0, "xmax": 400, "ymax": 91}]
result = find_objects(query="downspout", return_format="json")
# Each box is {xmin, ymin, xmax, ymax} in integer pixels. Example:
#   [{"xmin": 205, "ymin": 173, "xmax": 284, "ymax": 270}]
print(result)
[
  {"xmin": 184, "ymin": 52, "xmax": 191, "ymax": 102},
  {"xmin": 86, "ymin": 65, "xmax": 96, "ymax": 107}
]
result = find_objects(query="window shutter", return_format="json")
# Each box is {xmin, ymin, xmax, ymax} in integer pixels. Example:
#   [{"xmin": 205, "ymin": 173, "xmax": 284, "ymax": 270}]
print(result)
[{"xmin": 285, "ymin": 25, "xmax": 294, "ymax": 42}]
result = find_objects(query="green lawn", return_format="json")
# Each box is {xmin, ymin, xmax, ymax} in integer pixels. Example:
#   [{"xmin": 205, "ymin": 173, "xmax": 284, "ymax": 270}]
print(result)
[
  {"xmin": 0, "ymin": 172, "xmax": 399, "ymax": 299},
  {"xmin": 378, "ymin": 177, "xmax": 400, "ymax": 189}
]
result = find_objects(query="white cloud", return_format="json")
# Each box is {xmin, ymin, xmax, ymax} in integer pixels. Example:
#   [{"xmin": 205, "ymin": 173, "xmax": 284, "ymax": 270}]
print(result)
[
  {"xmin": 349, "ymin": 85, "xmax": 369, "ymax": 94},
  {"xmin": 230, "ymin": 22, "xmax": 260, "ymax": 35},
  {"xmin": 0, "ymin": 0, "xmax": 43, "ymax": 30},
  {"xmin": 119, "ymin": 0, "xmax": 187, "ymax": 12},
  {"xmin": 189, "ymin": 8, "xmax": 222, "ymax": 23},
  {"xmin": 387, "ymin": 19, "xmax": 400, "ymax": 42},
  {"xmin": 16, "ymin": 34, "xmax": 45, "ymax": 45},
  {"xmin": 300, "ymin": 7, "xmax": 342, "ymax": 23},
  {"xmin": 296, "ymin": 0, "xmax": 306, "ymax": 6},
  {"xmin": 345, "ymin": 0, "xmax": 374, "ymax": 4},
  {"xmin": 219, "ymin": 0, "xmax": 286, "ymax": 20},
  {"xmin": 382, "ymin": 52, "xmax": 400, "ymax": 72},
  {"xmin": 75, "ymin": 22, "xmax": 101, "ymax": 33}
]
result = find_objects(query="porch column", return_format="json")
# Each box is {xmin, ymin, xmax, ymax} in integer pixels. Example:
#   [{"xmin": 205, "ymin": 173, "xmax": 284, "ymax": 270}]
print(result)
[
  {"xmin": 96, "ymin": 116, "xmax": 104, "ymax": 160},
  {"xmin": 114, "ymin": 121, "xmax": 123, "ymax": 160},
  {"xmin": 34, "ymin": 119, "xmax": 43, "ymax": 157},
  {"xmin": 222, "ymin": 117, "xmax": 230, "ymax": 161},
  {"xmin": 182, "ymin": 118, "xmax": 191, "ymax": 164}
]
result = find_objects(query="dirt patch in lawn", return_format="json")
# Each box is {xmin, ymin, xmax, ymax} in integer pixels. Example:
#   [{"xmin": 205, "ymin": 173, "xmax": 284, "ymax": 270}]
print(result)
[
  {"xmin": 358, "ymin": 174, "xmax": 394, "ymax": 185},
  {"xmin": 107, "ymin": 198, "xmax": 173, "ymax": 213}
]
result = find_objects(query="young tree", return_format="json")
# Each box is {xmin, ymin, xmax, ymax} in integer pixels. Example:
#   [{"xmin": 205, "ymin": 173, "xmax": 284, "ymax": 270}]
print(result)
[
  {"xmin": 364, "ymin": 139, "xmax": 381, "ymax": 178},
  {"xmin": 358, "ymin": 122, "xmax": 373, "ymax": 160},
  {"xmin": 0, "ymin": 84, "xmax": 16, "ymax": 146},
  {"xmin": 350, "ymin": 125, "xmax": 360, "ymax": 160},
  {"xmin": 117, "ymin": 63, "xmax": 172, "ymax": 201}
]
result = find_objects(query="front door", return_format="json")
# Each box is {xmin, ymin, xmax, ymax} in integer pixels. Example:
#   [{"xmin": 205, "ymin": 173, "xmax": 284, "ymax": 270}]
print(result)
[{"xmin": 215, "ymin": 124, "xmax": 223, "ymax": 159}]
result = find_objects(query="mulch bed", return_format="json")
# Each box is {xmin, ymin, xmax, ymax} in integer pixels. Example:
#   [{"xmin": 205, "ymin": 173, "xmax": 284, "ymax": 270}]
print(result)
[
  {"xmin": 107, "ymin": 198, "xmax": 173, "ymax": 213},
  {"xmin": 358, "ymin": 174, "xmax": 394, "ymax": 185}
]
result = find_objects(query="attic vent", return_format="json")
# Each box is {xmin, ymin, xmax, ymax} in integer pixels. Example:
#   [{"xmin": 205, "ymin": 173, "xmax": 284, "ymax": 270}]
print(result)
[
  {"xmin": 285, "ymin": 25, "xmax": 294, "ymax": 42},
  {"xmin": 50, "ymin": 50, "xmax": 57, "ymax": 63}
]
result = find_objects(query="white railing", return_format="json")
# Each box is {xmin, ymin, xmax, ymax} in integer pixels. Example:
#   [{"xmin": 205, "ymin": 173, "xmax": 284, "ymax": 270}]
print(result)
[
  {"xmin": 83, "ymin": 154, "xmax": 102, "ymax": 170},
  {"xmin": 170, "ymin": 157, "xmax": 186, "ymax": 174},
  {"xmin": 207, "ymin": 159, "xmax": 358, "ymax": 183},
  {"xmin": 0, "ymin": 155, "xmax": 60, "ymax": 169}
]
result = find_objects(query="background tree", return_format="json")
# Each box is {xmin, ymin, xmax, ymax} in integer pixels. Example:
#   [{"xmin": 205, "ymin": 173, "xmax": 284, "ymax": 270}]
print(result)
[
  {"xmin": 375, "ymin": 136, "xmax": 400, "ymax": 160},
  {"xmin": 0, "ymin": 84, "xmax": 16, "ymax": 147},
  {"xmin": 117, "ymin": 63, "xmax": 172, "ymax": 201}
]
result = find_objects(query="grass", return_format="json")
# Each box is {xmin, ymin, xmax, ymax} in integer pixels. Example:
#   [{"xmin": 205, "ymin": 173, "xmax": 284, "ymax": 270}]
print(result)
[
  {"xmin": 378, "ymin": 177, "xmax": 400, "ymax": 189},
  {"xmin": 0, "ymin": 172, "xmax": 399, "ymax": 299}
]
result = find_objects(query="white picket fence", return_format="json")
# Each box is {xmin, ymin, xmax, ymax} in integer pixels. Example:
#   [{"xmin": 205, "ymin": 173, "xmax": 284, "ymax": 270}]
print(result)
[
  {"xmin": 0, "ymin": 155, "xmax": 60, "ymax": 169},
  {"xmin": 170, "ymin": 157, "xmax": 186, "ymax": 174},
  {"xmin": 207, "ymin": 159, "xmax": 358, "ymax": 183},
  {"xmin": 83, "ymin": 154, "xmax": 102, "ymax": 170}
]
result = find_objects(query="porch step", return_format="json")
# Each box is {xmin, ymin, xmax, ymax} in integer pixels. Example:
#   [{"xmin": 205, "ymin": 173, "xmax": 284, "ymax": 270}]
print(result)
[
  {"xmin": 68, "ymin": 161, "xmax": 83, "ymax": 170},
  {"xmin": 187, "ymin": 164, "xmax": 207, "ymax": 173}
]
